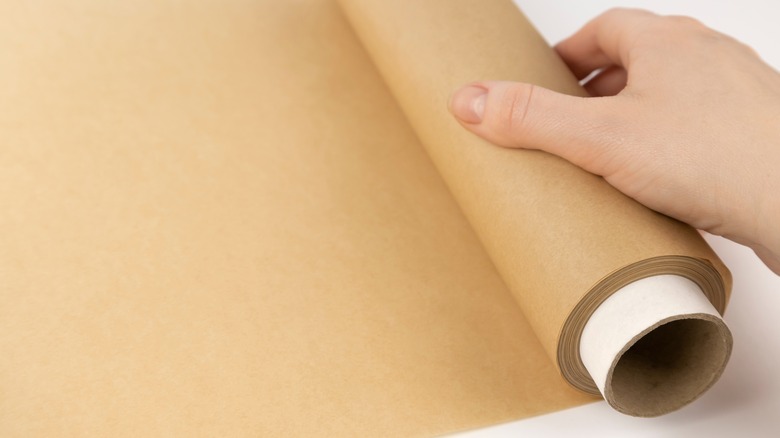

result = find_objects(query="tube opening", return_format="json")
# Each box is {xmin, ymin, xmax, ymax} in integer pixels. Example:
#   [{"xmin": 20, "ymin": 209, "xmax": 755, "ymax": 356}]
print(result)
[{"xmin": 607, "ymin": 317, "xmax": 731, "ymax": 417}]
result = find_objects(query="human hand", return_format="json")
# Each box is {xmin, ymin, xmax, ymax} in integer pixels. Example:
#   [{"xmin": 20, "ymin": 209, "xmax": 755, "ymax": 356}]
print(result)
[{"xmin": 448, "ymin": 8, "xmax": 780, "ymax": 274}]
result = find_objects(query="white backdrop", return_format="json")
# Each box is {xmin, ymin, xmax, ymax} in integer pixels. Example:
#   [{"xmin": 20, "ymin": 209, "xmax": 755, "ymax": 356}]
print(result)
[{"xmin": 458, "ymin": 1, "xmax": 780, "ymax": 437}]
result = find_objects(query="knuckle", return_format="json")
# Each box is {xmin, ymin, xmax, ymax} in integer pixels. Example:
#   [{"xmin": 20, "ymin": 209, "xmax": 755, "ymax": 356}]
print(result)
[
  {"xmin": 654, "ymin": 15, "xmax": 725, "ymax": 48},
  {"xmin": 736, "ymin": 40, "xmax": 760, "ymax": 57},
  {"xmin": 490, "ymin": 83, "xmax": 536, "ymax": 138},
  {"xmin": 602, "ymin": 7, "xmax": 644, "ymax": 19},
  {"xmin": 600, "ymin": 7, "xmax": 656, "ymax": 27},
  {"xmin": 602, "ymin": 7, "xmax": 630, "ymax": 18},
  {"xmin": 665, "ymin": 15, "xmax": 705, "ymax": 29}
]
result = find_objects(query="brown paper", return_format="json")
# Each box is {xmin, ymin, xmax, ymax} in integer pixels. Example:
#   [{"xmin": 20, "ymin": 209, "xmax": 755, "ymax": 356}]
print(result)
[
  {"xmin": 337, "ymin": 0, "xmax": 731, "ymax": 411},
  {"xmin": 0, "ymin": 0, "xmax": 730, "ymax": 436}
]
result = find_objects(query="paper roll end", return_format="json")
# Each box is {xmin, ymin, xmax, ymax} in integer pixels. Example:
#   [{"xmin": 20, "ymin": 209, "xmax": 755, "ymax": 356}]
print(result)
[
  {"xmin": 606, "ymin": 315, "xmax": 732, "ymax": 416},
  {"xmin": 580, "ymin": 275, "xmax": 733, "ymax": 417}
]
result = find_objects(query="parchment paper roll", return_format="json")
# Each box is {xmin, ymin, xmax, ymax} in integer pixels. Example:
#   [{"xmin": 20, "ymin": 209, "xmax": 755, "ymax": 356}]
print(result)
[{"xmin": 338, "ymin": 0, "xmax": 733, "ymax": 415}]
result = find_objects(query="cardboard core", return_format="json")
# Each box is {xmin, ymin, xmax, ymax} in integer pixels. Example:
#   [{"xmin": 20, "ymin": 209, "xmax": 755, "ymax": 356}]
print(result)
[
  {"xmin": 579, "ymin": 275, "xmax": 733, "ymax": 416},
  {"xmin": 607, "ymin": 316, "xmax": 732, "ymax": 416},
  {"xmin": 564, "ymin": 259, "xmax": 727, "ymax": 395}
]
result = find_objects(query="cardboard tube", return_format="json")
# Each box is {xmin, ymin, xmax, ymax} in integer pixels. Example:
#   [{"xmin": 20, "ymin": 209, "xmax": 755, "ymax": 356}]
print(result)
[
  {"xmin": 580, "ymin": 275, "xmax": 732, "ymax": 416},
  {"xmin": 338, "ymin": 0, "xmax": 732, "ymax": 415}
]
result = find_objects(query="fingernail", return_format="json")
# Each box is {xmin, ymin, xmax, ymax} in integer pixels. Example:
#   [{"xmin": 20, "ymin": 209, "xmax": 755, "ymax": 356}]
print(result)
[{"xmin": 449, "ymin": 85, "xmax": 487, "ymax": 124}]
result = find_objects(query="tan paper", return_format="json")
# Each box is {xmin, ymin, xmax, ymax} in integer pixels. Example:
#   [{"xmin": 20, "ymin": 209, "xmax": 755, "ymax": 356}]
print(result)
[
  {"xmin": 0, "ymin": 0, "xmax": 730, "ymax": 436},
  {"xmin": 337, "ymin": 0, "xmax": 731, "ymax": 414}
]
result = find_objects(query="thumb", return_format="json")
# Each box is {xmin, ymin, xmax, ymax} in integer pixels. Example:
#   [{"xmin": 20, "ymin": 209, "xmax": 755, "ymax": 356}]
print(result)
[{"xmin": 448, "ymin": 80, "xmax": 621, "ymax": 172}]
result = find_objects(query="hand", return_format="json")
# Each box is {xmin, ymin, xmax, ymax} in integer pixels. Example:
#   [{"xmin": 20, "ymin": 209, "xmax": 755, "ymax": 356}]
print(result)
[{"xmin": 448, "ymin": 8, "xmax": 780, "ymax": 274}]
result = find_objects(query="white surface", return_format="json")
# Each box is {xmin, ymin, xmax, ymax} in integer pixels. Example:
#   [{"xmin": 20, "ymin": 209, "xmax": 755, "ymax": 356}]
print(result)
[
  {"xmin": 458, "ymin": 1, "xmax": 780, "ymax": 436},
  {"xmin": 579, "ymin": 275, "xmax": 721, "ymax": 400}
]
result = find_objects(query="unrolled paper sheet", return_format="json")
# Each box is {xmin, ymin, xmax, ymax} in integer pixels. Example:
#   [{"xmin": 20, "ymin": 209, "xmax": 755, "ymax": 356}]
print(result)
[{"xmin": 0, "ymin": 0, "xmax": 730, "ymax": 436}]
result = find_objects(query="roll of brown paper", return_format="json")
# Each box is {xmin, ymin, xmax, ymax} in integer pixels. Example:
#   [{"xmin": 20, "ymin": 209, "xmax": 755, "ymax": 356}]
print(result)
[
  {"xmin": 337, "ymin": 0, "xmax": 732, "ymax": 416},
  {"xmin": 0, "ymin": 0, "xmax": 733, "ymax": 435}
]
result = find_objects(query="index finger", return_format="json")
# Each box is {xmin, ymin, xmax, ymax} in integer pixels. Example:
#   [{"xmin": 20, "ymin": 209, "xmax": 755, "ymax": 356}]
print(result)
[{"xmin": 555, "ymin": 8, "xmax": 658, "ymax": 80}]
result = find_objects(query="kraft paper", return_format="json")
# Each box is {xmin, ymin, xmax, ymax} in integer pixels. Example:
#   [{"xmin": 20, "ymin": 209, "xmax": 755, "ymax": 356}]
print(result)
[
  {"xmin": 338, "ymin": 0, "xmax": 731, "ymax": 407},
  {"xmin": 0, "ymin": 0, "xmax": 731, "ymax": 436}
]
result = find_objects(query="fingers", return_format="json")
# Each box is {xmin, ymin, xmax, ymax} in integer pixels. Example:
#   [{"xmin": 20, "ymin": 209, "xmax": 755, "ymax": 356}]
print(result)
[
  {"xmin": 583, "ymin": 66, "xmax": 628, "ymax": 97},
  {"xmin": 555, "ymin": 8, "xmax": 657, "ymax": 79},
  {"xmin": 448, "ymin": 80, "xmax": 625, "ymax": 172}
]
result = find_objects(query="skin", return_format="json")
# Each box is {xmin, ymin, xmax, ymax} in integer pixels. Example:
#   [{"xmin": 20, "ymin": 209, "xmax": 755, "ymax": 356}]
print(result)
[{"xmin": 448, "ymin": 8, "xmax": 780, "ymax": 275}]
